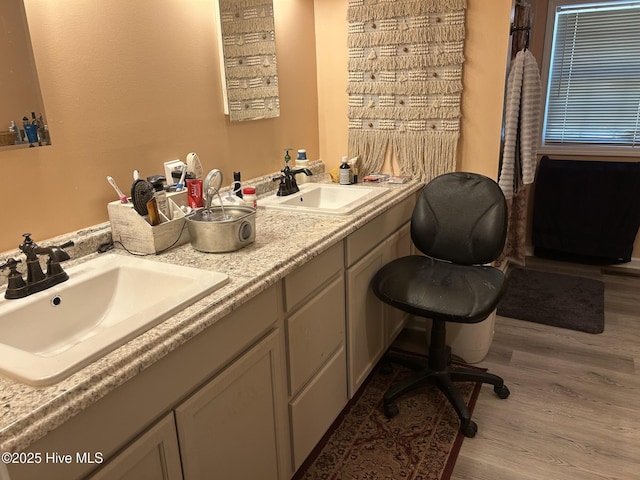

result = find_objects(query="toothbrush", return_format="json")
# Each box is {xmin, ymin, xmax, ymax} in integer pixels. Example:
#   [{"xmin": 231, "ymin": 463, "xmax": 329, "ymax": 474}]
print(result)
[
  {"xmin": 175, "ymin": 165, "xmax": 188, "ymax": 191},
  {"xmin": 107, "ymin": 176, "xmax": 129, "ymax": 203}
]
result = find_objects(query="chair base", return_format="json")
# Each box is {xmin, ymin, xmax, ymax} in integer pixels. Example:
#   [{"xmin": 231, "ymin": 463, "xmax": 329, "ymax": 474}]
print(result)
[{"xmin": 381, "ymin": 347, "xmax": 510, "ymax": 438}]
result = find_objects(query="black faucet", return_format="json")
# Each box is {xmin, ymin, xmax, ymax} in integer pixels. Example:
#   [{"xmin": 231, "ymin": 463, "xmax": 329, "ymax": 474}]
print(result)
[
  {"xmin": 1, "ymin": 233, "xmax": 74, "ymax": 299},
  {"xmin": 273, "ymin": 166, "xmax": 313, "ymax": 196}
]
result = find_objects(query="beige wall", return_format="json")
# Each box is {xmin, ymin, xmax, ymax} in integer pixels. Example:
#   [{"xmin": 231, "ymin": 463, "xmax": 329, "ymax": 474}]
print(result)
[
  {"xmin": 457, "ymin": 1, "xmax": 511, "ymax": 177},
  {"xmin": 1, "ymin": 0, "xmax": 319, "ymax": 252},
  {"xmin": 315, "ymin": 0, "xmax": 512, "ymax": 179},
  {"xmin": 1, "ymin": 0, "xmax": 511, "ymax": 253},
  {"xmin": 1, "ymin": 0, "xmax": 44, "ymax": 130}
]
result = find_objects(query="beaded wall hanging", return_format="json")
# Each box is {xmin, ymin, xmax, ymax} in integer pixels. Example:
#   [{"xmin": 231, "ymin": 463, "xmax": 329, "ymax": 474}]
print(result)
[
  {"xmin": 347, "ymin": 0, "xmax": 466, "ymax": 181},
  {"xmin": 218, "ymin": 0, "xmax": 280, "ymax": 122}
]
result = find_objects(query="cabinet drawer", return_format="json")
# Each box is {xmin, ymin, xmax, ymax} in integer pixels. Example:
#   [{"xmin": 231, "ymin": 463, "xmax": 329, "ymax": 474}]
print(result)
[
  {"xmin": 284, "ymin": 242, "xmax": 344, "ymax": 312},
  {"xmin": 385, "ymin": 223, "xmax": 412, "ymax": 345},
  {"xmin": 287, "ymin": 275, "xmax": 345, "ymax": 395},
  {"xmin": 289, "ymin": 346, "xmax": 347, "ymax": 471},
  {"xmin": 345, "ymin": 193, "xmax": 416, "ymax": 267}
]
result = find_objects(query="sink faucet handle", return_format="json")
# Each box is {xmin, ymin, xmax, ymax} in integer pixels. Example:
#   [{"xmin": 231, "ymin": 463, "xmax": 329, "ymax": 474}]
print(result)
[
  {"xmin": 57, "ymin": 240, "xmax": 75, "ymax": 250},
  {"xmin": 1, "ymin": 257, "xmax": 22, "ymax": 272},
  {"xmin": 19, "ymin": 233, "xmax": 39, "ymax": 260},
  {"xmin": 51, "ymin": 240, "xmax": 74, "ymax": 264},
  {"xmin": 1, "ymin": 258, "xmax": 27, "ymax": 299},
  {"xmin": 36, "ymin": 240, "xmax": 75, "ymax": 265}
]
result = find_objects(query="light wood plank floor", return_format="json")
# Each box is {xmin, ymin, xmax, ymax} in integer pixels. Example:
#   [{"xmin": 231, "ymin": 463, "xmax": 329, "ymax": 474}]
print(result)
[
  {"xmin": 398, "ymin": 257, "xmax": 640, "ymax": 480},
  {"xmin": 454, "ymin": 258, "xmax": 640, "ymax": 480}
]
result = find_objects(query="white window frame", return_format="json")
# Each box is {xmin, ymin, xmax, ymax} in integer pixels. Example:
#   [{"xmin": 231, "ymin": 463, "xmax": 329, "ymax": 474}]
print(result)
[{"xmin": 539, "ymin": 0, "xmax": 640, "ymax": 157}]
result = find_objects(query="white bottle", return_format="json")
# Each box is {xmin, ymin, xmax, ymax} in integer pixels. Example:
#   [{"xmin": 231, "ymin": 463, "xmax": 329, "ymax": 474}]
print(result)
[
  {"xmin": 295, "ymin": 149, "xmax": 310, "ymax": 184},
  {"xmin": 242, "ymin": 187, "xmax": 257, "ymax": 208},
  {"xmin": 9, "ymin": 121, "xmax": 21, "ymax": 143},
  {"xmin": 339, "ymin": 156, "xmax": 351, "ymax": 185}
]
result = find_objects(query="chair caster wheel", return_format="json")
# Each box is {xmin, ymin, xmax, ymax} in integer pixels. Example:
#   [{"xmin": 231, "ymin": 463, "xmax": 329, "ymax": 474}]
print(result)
[
  {"xmin": 494, "ymin": 384, "xmax": 510, "ymax": 399},
  {"xmin": 383, "ymin": 402, "xmax": 399, "ymax": 419},
  {"xmin": 461, "ymin": 420, "xmax": 478, "ymax": 438}
]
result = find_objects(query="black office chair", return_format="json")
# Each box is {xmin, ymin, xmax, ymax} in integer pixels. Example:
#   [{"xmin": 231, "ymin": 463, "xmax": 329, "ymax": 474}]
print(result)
[{"xmin": 371, "ymin": 172, "xmax": 510, "ymax": 438}]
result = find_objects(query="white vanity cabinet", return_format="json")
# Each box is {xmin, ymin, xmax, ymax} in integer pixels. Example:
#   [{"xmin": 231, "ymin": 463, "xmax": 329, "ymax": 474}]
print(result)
[
  {"xmin": 93, "ymin": 329, "xmax": 288, "ymax": 480},
  {"xmin": 344, "ymin": 195, "xmax": 415, "ymax": 397},
  {"xmin": 282, "ymin": 242, "xmax": 347, "ymax": 472},
  {"xmin": 6, "ymin": 186, "xmax": 421, "ymax": 480},
  {"xmin": 175, "ymin": 329, "xmax": 286, "ymax": 480},
  {"xmin": 8, "ymin": 285, "xmax": 286, "ymax": 480}
]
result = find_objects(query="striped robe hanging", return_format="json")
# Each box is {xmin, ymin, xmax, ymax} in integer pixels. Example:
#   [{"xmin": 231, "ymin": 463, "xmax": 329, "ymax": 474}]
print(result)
[{"xmin": 499, "ymin": 48, "xmax": 541, "ymax": 199}]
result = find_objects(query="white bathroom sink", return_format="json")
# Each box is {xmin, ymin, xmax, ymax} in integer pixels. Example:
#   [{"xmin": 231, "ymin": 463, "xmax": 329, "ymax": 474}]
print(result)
[
  {"xmin": 259, "ymin": 183, "xmax": 387, "ymax": 215},
  {"xmin": 0, "ymin": 255, "xmax": 228, "ymax": 386}
]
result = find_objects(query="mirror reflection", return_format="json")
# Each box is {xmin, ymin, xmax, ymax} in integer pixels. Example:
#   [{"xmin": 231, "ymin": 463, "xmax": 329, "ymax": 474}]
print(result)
[
  {"xmin": 0, "ymin": 0, "xmax": 51, "ymax": 148},
  {"xmin": 218, "ymin": 0, "xmax": 280, "ymax": 122}
]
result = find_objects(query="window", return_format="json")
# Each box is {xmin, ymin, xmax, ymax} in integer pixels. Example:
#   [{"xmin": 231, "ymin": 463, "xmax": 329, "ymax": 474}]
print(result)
[{"xmin": 541, "ymin": 0, "xmax": 640, "ymax": 154}]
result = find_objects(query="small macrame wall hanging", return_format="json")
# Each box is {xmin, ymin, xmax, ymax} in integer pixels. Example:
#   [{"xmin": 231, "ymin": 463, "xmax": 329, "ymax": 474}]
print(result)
[
  {"xmin": 347, "ymin": 0, "xmax": 466, "ymax": 181},
  {"xmin": 218, "ymin": 0, "xmax": 280, "ymax": 122}
]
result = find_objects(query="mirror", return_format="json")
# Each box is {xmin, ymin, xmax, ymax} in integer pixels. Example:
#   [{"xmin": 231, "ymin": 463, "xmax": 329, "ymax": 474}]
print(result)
[
  {"xmin": 0, "ymin": 0, "xmax": 51, "ymax": 148},
  {"xmin": 217, "ymin": 0, "xmax": 280, "ymax": 122}
]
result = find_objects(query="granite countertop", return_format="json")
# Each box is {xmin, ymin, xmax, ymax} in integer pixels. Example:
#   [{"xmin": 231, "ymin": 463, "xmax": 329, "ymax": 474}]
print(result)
[{"xmin": 0, "ymin": 175, "xmax": 422, "ymax": 453}]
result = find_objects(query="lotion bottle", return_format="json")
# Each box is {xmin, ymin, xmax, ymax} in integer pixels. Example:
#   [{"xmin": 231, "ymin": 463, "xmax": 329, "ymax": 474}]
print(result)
[
  {"xmin": 147, "ymin": 175, "xmax": 169, "ymax": 220},
  {"xmin": 339, "ymin": 156, "xmax": 351, "ymax": 185},
  {"xmin": 295, "ymin": 149, "xmax": 310, "ymax": 184}
]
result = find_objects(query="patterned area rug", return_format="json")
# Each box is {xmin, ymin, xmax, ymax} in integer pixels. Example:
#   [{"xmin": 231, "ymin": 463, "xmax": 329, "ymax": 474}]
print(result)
[
  {"xmin": 497, "ymin": 268, "xmax": 605, "ymax": 334},
  {"xmin": 293, "ymin": 359, "xmax": 481, "ymax": 480}
]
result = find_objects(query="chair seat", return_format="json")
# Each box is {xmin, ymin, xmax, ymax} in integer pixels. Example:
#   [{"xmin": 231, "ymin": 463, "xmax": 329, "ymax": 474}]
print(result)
[{"xmin": 372, "ymin": 255, "xmax": 506, "ymax": 323}]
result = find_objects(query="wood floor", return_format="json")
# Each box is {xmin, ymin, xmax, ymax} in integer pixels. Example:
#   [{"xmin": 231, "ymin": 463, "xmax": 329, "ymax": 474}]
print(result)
[{"xmin": 395, "ymin": 256, "xmax": 640, "ymax": 480}]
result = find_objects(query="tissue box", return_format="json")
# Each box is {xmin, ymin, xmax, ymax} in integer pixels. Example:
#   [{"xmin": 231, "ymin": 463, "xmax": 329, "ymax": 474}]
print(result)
[{"xmin": 107, "ymin": 191, "xmax": 190, "ymax": 254}]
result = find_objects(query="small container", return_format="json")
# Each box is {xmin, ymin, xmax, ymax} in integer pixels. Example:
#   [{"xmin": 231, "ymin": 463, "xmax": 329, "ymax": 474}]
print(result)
[
  {"xmin": 186, "ymin": 178, "xmax": 204, "ymax": 209},
  {"xmin": 146, "ymin": 197, "xmax": 161, "ymax": 226},
  {"xmin": 296, "ymin": 149, "xmax": 310, "ymax": 184},
  {"xmin": 9, "ymin": 121, "xmax": 21, "ymax": 143},
  {"xmin": 24, "ymin": 123, "xmax": 38, "ymax": 145},
  {"xmin": 349, "ymin": 157, "xmax": 359, "ymax": 184},
  {"xmin": 148, "ymin": 175, "xmax": 169, "ymax": 218},
  {"xmin": 339, "ymin": 156, "xmax": 351, "ymax": 185},
  {"xmin": 242, "ymin": 187, "xmax": 257, "ymax": 209}
]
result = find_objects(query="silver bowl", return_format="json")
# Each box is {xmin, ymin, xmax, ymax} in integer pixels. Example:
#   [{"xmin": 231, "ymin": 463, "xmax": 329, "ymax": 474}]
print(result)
[{"xmin": 186, "ymin": 206, "xmax": 255, "ymax": 253}]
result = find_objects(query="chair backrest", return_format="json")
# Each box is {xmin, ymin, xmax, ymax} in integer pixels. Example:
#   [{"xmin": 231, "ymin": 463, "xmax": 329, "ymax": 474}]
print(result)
[{"xmin": 411, "ymin": 172, "xmax": 508, "ymax": 265}]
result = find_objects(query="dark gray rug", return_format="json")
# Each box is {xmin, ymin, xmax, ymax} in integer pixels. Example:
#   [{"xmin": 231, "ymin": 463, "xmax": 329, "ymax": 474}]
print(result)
[{"xmin": 497, "ymin": 268, "xmax": 605, "ymax": 334}]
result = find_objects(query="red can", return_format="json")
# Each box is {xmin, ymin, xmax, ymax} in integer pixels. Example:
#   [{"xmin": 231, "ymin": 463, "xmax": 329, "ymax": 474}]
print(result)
[{"xmin": 186, "ymin": 179, "xmax": 204, "ymax": 209}]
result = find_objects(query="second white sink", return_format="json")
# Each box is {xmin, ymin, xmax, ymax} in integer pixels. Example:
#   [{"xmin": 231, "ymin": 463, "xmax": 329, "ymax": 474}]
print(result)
[
  {"xmin": 260, "ymin": 183, "xmax": 387, "ymax": 215},
  {"xmin": 0, "ymin": 255, "xmax": 228, "ymax": 386}
]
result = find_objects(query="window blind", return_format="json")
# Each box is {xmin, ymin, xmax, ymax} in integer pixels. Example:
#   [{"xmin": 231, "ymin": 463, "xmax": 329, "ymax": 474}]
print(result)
[{"xmin": 543, "ymin": 1, "xmax": 640, "ymax": 148}]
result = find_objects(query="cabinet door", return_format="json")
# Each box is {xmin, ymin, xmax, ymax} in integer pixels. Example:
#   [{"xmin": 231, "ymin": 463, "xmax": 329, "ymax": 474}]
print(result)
[
  {"xmin": 88, "ymin": 413, "xmax": 183, "ymax": 480},
  {"xmin": 175, "ymin": 330, "xmax": 286, "ymax": 480},
  {"xmin": 289, "ymin": 346, "xmax": 347, "ymax": 470},
  {"xmin": 346, "ymin": 240, "xmax": 389, "ymax": 397},
  {"xmin": 385, "ymin": 223, "xmax": 412, "ymax": 345}
]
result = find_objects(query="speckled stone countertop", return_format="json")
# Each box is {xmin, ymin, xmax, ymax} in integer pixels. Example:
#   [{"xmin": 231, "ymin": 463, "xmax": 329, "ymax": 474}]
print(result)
[{"xmin": 0, "ymin": 168, "xmax": 422, "ymax": 453}]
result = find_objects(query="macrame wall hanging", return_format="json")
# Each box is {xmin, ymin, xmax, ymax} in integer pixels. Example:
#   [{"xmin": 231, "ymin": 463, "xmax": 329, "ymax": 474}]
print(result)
[
  {"xmin": 218, "ymin": 0, "xmax": 280, "ymax": 122},
  {"xmin": 347, "ymin": 0, "xmax": 467, "ymax": 181}
]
